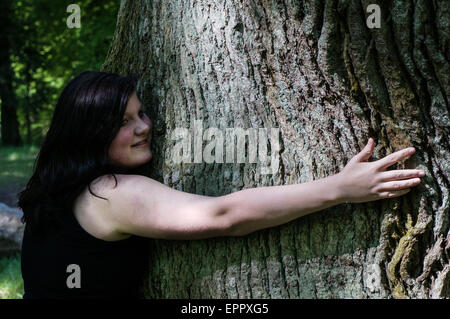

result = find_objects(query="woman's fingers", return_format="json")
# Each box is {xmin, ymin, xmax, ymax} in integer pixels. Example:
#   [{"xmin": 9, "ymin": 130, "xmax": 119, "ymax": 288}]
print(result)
[
  {"xmin": 379, "ymin": 188, "xmax": 411, "ymax": 199},
  {"xmin": 379, "ymin": 169, "xmax": 425, "ymax": 181},
  {"xmin": 354, "ymin": 138, "xmax": 375, "ymax": 163},
  {"xmin": 377, "ymin": 177, "xmax": 422, "ymax": 192},
  {"xmin": 375, "ymin": 147, "xmax": 416, "ymax": 170}
]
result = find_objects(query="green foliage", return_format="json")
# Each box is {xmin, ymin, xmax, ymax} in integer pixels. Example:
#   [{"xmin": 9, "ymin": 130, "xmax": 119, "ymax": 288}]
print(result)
[
  {"xmin": 0, "ymin": 144, "xmax": 39, "ymax": 187},
  {"xmin": 7, "ymin": 0, "xmax": 120, "ymax": 144},
  {"xmin": 0, "ymin": 2, "xmax": 119, "ymax": 298},
  {"xmin": 0, "ymin": 253, "xmax": 23, "ymax": 299}
]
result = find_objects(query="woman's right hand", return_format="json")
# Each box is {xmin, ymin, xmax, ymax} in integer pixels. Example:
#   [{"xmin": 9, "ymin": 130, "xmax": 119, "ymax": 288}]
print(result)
[{"xmin": 335, "ymin": 138, "xmax": 425, "ymax": 203}]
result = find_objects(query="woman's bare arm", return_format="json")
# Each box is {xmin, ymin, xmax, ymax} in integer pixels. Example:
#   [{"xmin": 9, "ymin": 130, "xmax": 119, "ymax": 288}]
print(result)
[
  {"xmin": 216, "ymin": 174, "xmax": 344, "ymax": 236},
  {"xmin": 92, "ymin": 138, "xmax": 424, "ymax": 239},
  {"xmin": 216, "ymin": 138, "xmax": 424, "ymax": 236}
]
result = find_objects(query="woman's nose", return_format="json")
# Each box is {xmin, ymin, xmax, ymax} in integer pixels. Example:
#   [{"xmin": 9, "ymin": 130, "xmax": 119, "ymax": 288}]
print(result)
[
  {"xmin": 147, "ymin": 117, "xmax": 153, "ymax": 131},
  {"xmin": 136, "ymin": 118, "xmax": 151, "ymax": 135}
]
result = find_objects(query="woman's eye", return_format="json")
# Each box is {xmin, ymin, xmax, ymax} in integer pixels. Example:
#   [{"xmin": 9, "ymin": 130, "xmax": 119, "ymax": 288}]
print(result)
[{"xmin": 121, "ymin": 119, "xmax": 128, "ymax": 126}]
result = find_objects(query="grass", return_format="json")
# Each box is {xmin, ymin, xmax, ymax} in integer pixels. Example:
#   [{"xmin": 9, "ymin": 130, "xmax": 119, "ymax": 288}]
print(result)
[
  {"xmin": 0, "ymin": 253, "xmax": 24, "ymax": 299},
  {"xmin": 0, "ymin": 144, "xmax": 39, "ymax": 188},
  {"xmin": 0, "ymin": 144, "xmax": 39, "ymax": 299}
]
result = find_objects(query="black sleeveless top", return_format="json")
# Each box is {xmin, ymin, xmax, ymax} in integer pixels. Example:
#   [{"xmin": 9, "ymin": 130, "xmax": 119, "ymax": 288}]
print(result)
[{"xmin": 21, "ymin": 210, "xmax": 149, "ymax": 299}]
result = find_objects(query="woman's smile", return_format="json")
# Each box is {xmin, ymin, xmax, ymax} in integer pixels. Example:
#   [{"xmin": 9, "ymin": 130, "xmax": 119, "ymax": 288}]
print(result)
[{"xmin": 132, "ymin": 138, "xmax": 149, "ymax": 148}]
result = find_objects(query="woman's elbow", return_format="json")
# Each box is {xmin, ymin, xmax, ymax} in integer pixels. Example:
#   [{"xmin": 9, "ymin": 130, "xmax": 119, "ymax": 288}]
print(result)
[{"xmin": 214, "ymin": 203, "xmax": 252, "ymax": 237}]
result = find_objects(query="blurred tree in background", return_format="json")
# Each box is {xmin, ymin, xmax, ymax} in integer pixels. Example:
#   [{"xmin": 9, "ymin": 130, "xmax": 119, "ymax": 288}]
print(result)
[
  {"xmin": 0, "ymin": 0, "xmax": 119, "ymax": 145},
  {"xmin": 0, "ymin": 0, "xmax": 23, "ymax": 146}
]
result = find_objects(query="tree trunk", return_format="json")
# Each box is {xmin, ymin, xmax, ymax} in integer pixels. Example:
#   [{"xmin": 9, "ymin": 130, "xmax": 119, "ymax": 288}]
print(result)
[
  {"xmin": 0, "ymin": 0, "xmax": 23, "ymax": 146},
  {"xmin": 102, "ymin": 0, "xmax": 449, "ymax": 298},
  {"xmin": 25, "ymin": 65, "xmax": 32, "ymax": 145}
]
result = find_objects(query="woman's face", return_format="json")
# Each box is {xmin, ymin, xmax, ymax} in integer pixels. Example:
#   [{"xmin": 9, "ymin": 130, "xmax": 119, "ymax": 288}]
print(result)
[{"xmin": 108, "ymin": 91, "xmax": 153, "ymax": 168}]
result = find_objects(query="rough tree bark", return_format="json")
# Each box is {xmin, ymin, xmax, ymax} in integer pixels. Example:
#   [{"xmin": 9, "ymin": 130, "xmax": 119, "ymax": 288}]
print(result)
[
  {"xmin": 102, "ymin": 0, "xmax": 449, "ymax": 298},
  {"xmin": 0, "ymin": 0, "xmax": 23, "ymax": 146}
]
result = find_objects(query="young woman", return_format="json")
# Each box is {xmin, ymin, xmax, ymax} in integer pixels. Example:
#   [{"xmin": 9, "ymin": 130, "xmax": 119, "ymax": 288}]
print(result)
[{"xmin": 19, "ymin": 71, "xmax": 425, "ymax": 299}]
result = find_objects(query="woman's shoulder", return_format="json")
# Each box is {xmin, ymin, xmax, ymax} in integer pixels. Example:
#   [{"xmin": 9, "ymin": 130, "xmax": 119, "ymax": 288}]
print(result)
[
  {"xmin": 88, "ymin": 174, "xmax": 148, "ymax": 195},
  {"xmin": 73, "ymin": 174, "xmax": 144, "ymax": 241}
]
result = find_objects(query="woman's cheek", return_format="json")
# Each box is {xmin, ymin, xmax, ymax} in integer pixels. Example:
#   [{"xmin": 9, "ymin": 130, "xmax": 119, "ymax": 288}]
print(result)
[
  {"xmin": 109, "ymin": 128, "xmax": 134, "ymax": 163},
  {"xmin": 117, "ymin": 128, "xmax": 135, "ymax": 148}
]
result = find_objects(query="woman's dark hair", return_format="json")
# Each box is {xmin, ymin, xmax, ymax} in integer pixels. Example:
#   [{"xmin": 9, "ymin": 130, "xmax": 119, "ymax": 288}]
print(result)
[{"xmin": 19, "ymin": 71, "xmax": 138, "ymax": 238}]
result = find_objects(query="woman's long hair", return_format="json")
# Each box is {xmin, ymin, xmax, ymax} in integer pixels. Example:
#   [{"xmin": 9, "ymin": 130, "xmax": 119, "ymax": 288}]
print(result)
[{"xmin": 19, "ymin": 71, "xmax": 138, "ymax": 238}]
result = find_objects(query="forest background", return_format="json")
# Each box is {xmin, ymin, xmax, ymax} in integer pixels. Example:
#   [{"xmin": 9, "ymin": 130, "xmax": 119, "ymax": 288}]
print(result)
[{"xmin": 0, "ymin": 0, "xmax": 119, "ymax": 299}]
